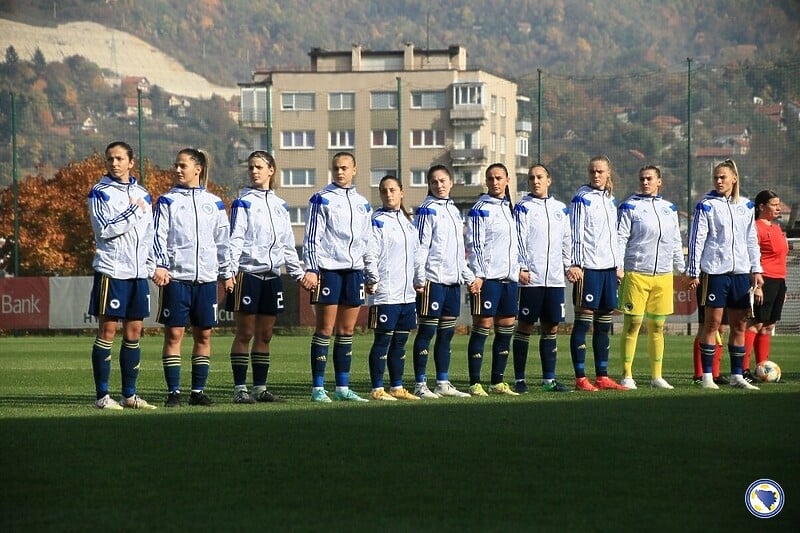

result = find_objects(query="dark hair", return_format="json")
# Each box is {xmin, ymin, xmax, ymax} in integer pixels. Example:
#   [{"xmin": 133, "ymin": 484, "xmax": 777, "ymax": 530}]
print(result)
[
  {"xmin": 528, "ymin": 163, "xmax": 551, "ymax": 178},
  {"xmin": 754, "ymin": 189, "xmax": 779, "ymax": 218},
  {"xmin": 178, "ymin": 147, "xmax": 211, "ymax": 187},
  {"xmin": 248, "ymin": 150, "xmax": 277, "ymax": 189},
  {"xmin": 588, "ymin": 154, "xmax": 613, "ymax": 197},
  {"xmin": 426, "ymin": 164, "xmax": 452, "ymax": 197},
  {"xmin": 486, "ymin": 162, "xmax": 513, "ymax": 212},
  {"xmin": 105, "ymin": 141, "xmax": 134, "ymax": 162},
  {"xmin": 332, "ymin": 151, "xmax": 356, "ymax": 167},
  {"xmin": 638, "ymin": 164, "xmax": 662, "ymax": 193},
  {"xmin": 379, "ymin": 175, "xmax": 412, "ymax": 221}
]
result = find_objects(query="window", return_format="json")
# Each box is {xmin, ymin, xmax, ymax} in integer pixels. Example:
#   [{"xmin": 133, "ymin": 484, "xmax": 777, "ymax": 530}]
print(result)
[
  {"xmin": 372, "ymin": 129, "xmax": 398, "ymax": 147},
  {"xmin": 500, "ymin": 135, "xmax": 506, "ymax": 155},
  {"xmin": 281, "ymin": 130, "xmax": 315, "ymax": 149},
  {"xmin": 454, "ymin": 170, "xmax": 476, "ymax": 186},
  {"xmin": 517, "ymin": 136, "xmax": 529, "ymax": 157},
  {"xmin": 490, "ymin": 133, "xmax": 496, "ymax": 152},
  {"xmin": 411, "ymin": 129, "xmax": 445, "ymax": 148},
  {"xmin": 281, "ymin": 169, "xmax": 316, "ymax": 187},
  {"xmin": 491, "ymin": 95, "xmax": 497, "ymax": 114},
  {"xmin": 240, "ymin": 87, "xmax": 268, "ymax": 123},
  {"xmin": 453, "ymin": 84, "xmax": 483, "ymax": 106},
  {"xmin": 371, "ymin": 91, "xmax": 397, "ymax": 110},
  {"xmin": 329, "ymin": 130, "xmax": 355, "ymax": 149},
  {"xmin": 281, "ymin": 92, "xmax": 315, "ymax": 111},
  {"xmin": 411, "ymin": 91, "xmax": 446, "ymax": 109},
  {"xmin": 371, "ymin": 169, "xmax": 397, "ymax": 187},
  {"xmin": 254, "ymin": 133, "xmax": 270, "ymax": 152},
  {"xmin": 287, "ymin": 206, "xmax": 307, "ymax": 225},
  {"xmin": 500, "ymin": 96, "xmax": 507, "ymax": 117},
  {"xmin": 328, "ymin": 92, "xmax": 355, "ymax": 110},
  {"xmin": 410, "ymin": 169, "xmax": 427, "ymax": 187}
]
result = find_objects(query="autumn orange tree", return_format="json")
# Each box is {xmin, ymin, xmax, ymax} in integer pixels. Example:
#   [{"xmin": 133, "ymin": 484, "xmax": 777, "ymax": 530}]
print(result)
[{"xmin": 0, "ymin": 153, "xmax": 229, "ymax": 276}]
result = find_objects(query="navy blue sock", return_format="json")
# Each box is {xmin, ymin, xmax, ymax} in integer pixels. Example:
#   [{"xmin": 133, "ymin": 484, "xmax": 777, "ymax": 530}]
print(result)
[
  {"xmin": 368, "ymin": 330, "xmax": 393, "ymax": 389},
  {"xmin": 592, "ymin": 314, "xmax": 612, "ymax": 376},
  {"xmin": 512, "ymin": 329, "xmax": 530, "ymax": 381},
  {"xmin": 310, "ymin": 334, "xmax": 330, "ymax": 388},
  {"xmin": 413, "ymin": 319, "xmax": 437, "ymax": 382},
  {"xmin": 729, "ymin": 344, "xmax": 745, "ymax": 375},
  {"xmin": 700, "ymin": 343, "xmax": 715, "ymax": 374},
  {"xmin": 433, "ymin": 319, "xmax": 456, "ymax": 381},
  {"xmin": 570, "ymin": 314, "xmax": 592, "ymax": 378},
  {"xmin": 540, "ymin": 333, "xmax": 558, "ymax": 380},
  {"xmin": 333, "ymin": 334, "xmax": 353, "ymax": 387},
  {"xmin": 388, "ymin": 331, "xmax": 409, "ymax": 388},
  {"xmin": 191, "ymin": 355, "xmax": 210, "ymax": 391},
  {"xmin": 251, "ymin": 352, "xmax": 269, "ymax": 388},
  {"xmin": 162, "ymin": 355, "xmax": 181, "ymax": 393},
  {"xmin": 468, "ymin": 326, "xmax": 490, "ymax": 384},
  {"xmin": 230, "ymin": 352, "xmax": 249, "ymax": 387},
  {"xmin": 490, "ymin": 325, "xmax": 514, "ymax": 385},
  {"xmin": 120, "ymin": 338, "xmax": 141, "ymax": 398},
  {"xmin": 91, "ymin": 337, "xmax": 113, "ymax": 399}
]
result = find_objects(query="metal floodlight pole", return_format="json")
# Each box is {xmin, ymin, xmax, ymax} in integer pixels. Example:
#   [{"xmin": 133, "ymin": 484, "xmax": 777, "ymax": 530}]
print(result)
[
  {"xmin": 686, "ymin": 58, "xmax": 693, "ymax": 233},
  {"xmin": 537, "ymin": 68, "xmax": 543, "ymax": 163},
  {"xmin": 137, "ymin": 85, "xmax": 145, "ymax": 184},
  {"xmin": 11, "ymin": 92, "xmax": 20, "ymax": 276}
]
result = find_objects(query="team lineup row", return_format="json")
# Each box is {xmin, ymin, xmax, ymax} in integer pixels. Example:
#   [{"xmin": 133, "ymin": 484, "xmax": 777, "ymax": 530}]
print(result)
[{"xmin": 88, "ymin": 142, "xmax": 786, "ymax": 409}]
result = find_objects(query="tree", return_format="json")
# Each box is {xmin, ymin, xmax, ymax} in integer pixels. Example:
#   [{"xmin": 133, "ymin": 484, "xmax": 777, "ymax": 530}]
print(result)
[
  {"xmin": 4, "ymin": 45, "xmax": 19, "ymax": 66},
  {"xmin": 32, "ymin": 48, "xmax": 46, "ymax": 75},
  {"xmin": 0, "ymin": 154, "xmax": 229, "ymax": 276}
]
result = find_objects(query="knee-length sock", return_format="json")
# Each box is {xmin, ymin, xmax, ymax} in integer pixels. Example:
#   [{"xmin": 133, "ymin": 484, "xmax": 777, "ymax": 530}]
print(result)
[
  {"xmin": 467, "ymin": 326, "xmax": 490, "ymax": 384},
  {"xmin": 433, "ymin": 319, "xmax": 456, "ymax": 381},
  {"xmin": 621, "ymin": 315, "xmax": 643, "ymax": 378},
  {"xmin": 512, "ymin": 329, "xmax": 530, "ymax": 381},
  {"xmin": 570, "ymin": 314, "xmax": 592, "ymax": 378},
  {"xmin": 163, "ymin": 355, "xmax": 181, "ymax": 393},
  {"xmin": 310, "ymin": 333, "xmax": 330, "ymax": 388},
  {"xmin": 413, "ymin": 319, "xmax": 437, "ymax": 382},
  {"xmin": 540, "ymin": 333, "xmax": 558, "ymax": 380},
  {"xmin": 592, "ymin": 314, "xmax": 613, "ymax": 377},
  {"xmin": 490, "ymin": 325, "xmax": 514, "ymax": 385},
  {"xmin": 191, "ymin": 355, "xmax": 210, "ymax": 392},
  {"xmin": 251, "ymin": 352, "xmax": 270, "ymax": 388},
  {"xmin": 230, "ymin": 352, "xmax": 249, "ymax": 388},
  {"xmin": 387, "ymin": 331, "xmax": 409, "ymax": 388},
  {"xmin": 646, "ymin": 316, "xmax": 666, "ymax": 379},
  {"xmin": 120, "ymin": 338, "xmax": 141, "ymax": 398},
  {"xmin": 368, "ymin": 330, "xmax": 393, "ymax": 389},
  {"xmin": 333, "ymin": 334, "xmax": 353, "ymax": 388},
  {"xmin": 91, "ymin": 337, "xmax": 113, "ymax": 399}
]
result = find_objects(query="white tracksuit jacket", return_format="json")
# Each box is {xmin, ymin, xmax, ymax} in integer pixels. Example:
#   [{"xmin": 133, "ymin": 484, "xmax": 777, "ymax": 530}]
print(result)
[
  {"xmin": 515, "ymin": 194, "xmax": 572, "ymax": 287},
  {"xmin": 617, "ymin": 193, "xmax": 686, "ymax": 275}
]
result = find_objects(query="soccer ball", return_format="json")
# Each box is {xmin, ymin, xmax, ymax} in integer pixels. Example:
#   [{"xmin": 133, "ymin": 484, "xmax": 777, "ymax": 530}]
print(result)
[{"xmin": 755, "ymin": 361, "xmax": 781, "ymax": 383}]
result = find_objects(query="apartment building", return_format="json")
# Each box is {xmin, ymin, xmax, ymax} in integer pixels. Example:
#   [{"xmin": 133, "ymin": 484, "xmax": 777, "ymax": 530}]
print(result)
[{"xmin": 239, "ymin": 43, "xmax": 530, "ymax": 242}]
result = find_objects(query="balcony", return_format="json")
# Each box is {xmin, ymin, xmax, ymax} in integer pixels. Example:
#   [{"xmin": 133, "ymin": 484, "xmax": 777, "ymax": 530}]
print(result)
[
  {"xmin": 516, "ymin": 119, "xmax": 532, "ymax": 132},
  {"xmin": 449, "ymin": 105, "xmax": 487, "ymax": 126},
  {"xmin": 450, "ymin": 146, "xmax": 488, "ymax": 167},
  {"xmin": 239, "ymin": 110, "xmax": 269, "ymax": 129}
]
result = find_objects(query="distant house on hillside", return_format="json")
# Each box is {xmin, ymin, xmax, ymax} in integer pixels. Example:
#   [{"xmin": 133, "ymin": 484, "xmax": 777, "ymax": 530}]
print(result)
[
  {"xmin": 649, "ymin": 115, "xmax": 683, "ymax": 139},
  {"xmin": 713, "ymin": 124, "xmax": 750, "ymax": 147},
  {"xmin": 168, "ymin": 95, "xmax": 191, "ymax": 118},
  {"xmin": 124, "ymin": 97, "xmax": 152, "ymax": 118},
  {"xmin": 755, "ymin": 103, "xmax": 785, "ymax": 130}
]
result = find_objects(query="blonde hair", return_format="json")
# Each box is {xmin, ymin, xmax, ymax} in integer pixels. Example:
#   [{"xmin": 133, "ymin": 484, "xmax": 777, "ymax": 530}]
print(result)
[
  {"xmin": 714, "ymin": 159, "xmax": 740, "ymax": 202},
  {"xmin": 588, "ymin": 155, "xmax": 613, "ymax": 197}
]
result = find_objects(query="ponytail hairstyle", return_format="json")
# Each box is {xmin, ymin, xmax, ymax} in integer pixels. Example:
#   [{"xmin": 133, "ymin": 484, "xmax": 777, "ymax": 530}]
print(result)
[
  {"xmin": 426, "ymin": 164, "xmax": 452, "ymax": 197},
  {"xmin": 754, "ymin": 189, "xmax": 779, "ymax": 219},
  {"xmin": 638, "ymin": 164, "xmax": 662, "ymax": 194},
  {"xmin": 486, "ymin": 162, "xmax": 513, "ymax": 212},
  {"xmin": 714, "ymin": 159, "xmax": 739, "ymax": 202},
  {"xmin": 588, "ymin": 154, "xmax": 613, "ymax": 197},
  {"xmin": 248, "ymin": 150, "xmax": 277, "ymax": 190},
  {"xmin": 379, "ymin": 175, "xmax": 412, "ymax": 221},
  {"xmin": 179, "ymin": 147, "xmax": 211, "ymax": 188}
]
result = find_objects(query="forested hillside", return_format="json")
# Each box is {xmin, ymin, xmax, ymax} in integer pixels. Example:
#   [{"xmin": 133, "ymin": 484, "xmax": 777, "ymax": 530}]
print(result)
[{"xmin": 1, "ymin": 0, "xmax": 798, "ymax": 84}]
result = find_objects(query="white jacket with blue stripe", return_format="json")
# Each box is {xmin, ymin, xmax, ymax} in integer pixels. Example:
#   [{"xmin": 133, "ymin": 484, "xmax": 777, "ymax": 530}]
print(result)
[
  {"xmin": 617, "ymin": 193, "xmax": 685, "ymax": 275},
  {"xmin": 152, "ymin": 186, "xmax": 232, "ymax": 283},
  {"xmin": 465, "ymin": 194, "xmax": 520, "ymax": 282},
  {"xmin": 515, "ymin": 194, "xmax": 572, "ymax": 287},
  {"xmin": 413, "ymin": 195, "xmax": 475, "ymax": 287},
  {"xmin": 371, "ymin": 208, "xmax": 420, "ymax": 304},
  {"xmin": 569, "ymin": 185, "xmax": 620, "ymax": 270},
  {"xmin": 88, "ymin": 175, "xmax": 154, "ymax": 280},
  {"xmin": 687, "ymin": 190, "xmax": 761, "ymax": 277}
]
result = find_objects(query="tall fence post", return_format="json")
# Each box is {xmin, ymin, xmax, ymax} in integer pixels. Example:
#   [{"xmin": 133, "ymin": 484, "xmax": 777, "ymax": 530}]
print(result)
[{"xmin": 11, "ymin": 92, "xmax": 20, "ymax": 277}]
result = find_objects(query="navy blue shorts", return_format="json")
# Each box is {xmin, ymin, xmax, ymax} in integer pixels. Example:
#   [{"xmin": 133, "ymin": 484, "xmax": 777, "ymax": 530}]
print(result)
[
  {"xmin": 573, "ymin": 268, "xmax": 618, "ymax": 311},
  {"xmin": 311, "ymin": 269, "xmax": 365, "ymax": 306},
  {"xmin": 470, "ymin": 279, "xmax": 518, "ymax": 317},
  {"xmin": 225, "ymin": 272, "xmax": 285, "ymax": 315},
  {"xmin": 368, "ymin": 302, "xmax": 417, "ymax": 331},
  {"xmin": 518, "ymin": 286, "xmax": 565, "ymax": 324},
  {"xmin": 157, "ymin": 280, "xmax": 219, "ymax": 327},
  {"xmin": 699, "ymin": 272, "xmax": 752, "ymax": 310},
  {"xmin": 88, "ymin": 272, "xmax": 150, "ymax": 319},
  {"xmin": 416, "ymin": 281, "xmax": 462, "ymax": 318}
]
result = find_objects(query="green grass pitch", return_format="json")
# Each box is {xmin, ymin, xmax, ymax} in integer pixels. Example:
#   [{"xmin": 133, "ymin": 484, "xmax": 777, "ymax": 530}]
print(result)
[{"xmin": 1, "ymin": 333, "xmax": 798, "ymax": 531}]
